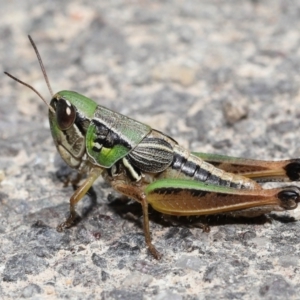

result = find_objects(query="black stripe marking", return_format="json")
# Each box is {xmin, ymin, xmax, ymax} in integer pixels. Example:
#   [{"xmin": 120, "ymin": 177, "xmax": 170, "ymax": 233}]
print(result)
[
  {"xmin": 181, "ymin": 160, "xmax": 198, "ymax": 177},
  {"xmin": 171, "ymin": 153, "xmax": 242, "ymax": 189},
  {"xmin": 194, "ymin": 166, "xmax": 210, "ymax": 182},
  {"xmin": 172, "ymin": 152, "xmax": 186, "ymax": 170},
  {"xmin": 75, "ymin": 112, "xmax": 90, "ymax": 136},
  {"xmin": 92, "ymin": 119, "xmax": 132, "ymax": 152},
  {"xmin": 206, "ymin": 174, "xmax": 220, "ymax": 185},
  {"xmin": 153, "ymin": 187, "xmax": 208, "ymax": 197},
  {"xmin": 230, "ymin": 181, "xmax": 240, "ymax": 189}
]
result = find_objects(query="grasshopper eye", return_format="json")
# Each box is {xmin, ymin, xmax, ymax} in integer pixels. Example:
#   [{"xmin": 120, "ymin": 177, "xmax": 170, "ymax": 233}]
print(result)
[{"xmin": 56, "ymin": 99, "xmax": 76, "ymax": 130}]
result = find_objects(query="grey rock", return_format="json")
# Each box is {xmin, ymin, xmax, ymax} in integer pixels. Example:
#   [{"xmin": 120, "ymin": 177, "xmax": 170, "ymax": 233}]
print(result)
[
  {"xmin": 3, "ymin": 253, "xmax": 48, "ymax": 282},
  {"xmin": 21, "ymin": 284, "xmax": 43, "ymax": 298}
]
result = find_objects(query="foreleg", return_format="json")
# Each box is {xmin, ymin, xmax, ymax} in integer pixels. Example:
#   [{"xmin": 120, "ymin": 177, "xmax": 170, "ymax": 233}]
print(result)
[{"xmin": 57, "ymin": 168, "xmax": 103, "ymax": 232}]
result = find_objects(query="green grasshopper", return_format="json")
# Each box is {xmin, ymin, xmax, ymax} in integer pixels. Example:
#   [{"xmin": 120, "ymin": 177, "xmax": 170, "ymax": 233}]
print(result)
[{"xmin": 5, "ymin": 36, "xmax": 300, "ymax": 259}]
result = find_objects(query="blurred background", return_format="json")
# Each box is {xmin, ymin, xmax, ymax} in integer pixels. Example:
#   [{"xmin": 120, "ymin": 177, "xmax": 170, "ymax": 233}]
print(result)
[{"xmin": 1, "ymin": 1, "xmax": 300, "ymax": 299}]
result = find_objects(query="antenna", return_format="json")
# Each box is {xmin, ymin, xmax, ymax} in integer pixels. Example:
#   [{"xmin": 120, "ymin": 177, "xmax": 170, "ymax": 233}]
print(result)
[
  {"xmin": 4, "ymin": 72, "xmax": 55, "ymax": 114},
  {"xmin": 3, "ymin": 35, "xmax": 55, "ymax": 114},
  {"xmin": 28, "ymin": 35, "xmax": 53, "ymax": 97}
]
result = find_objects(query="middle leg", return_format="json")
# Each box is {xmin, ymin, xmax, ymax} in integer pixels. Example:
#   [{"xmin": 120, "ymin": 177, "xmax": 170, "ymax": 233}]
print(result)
[{"xmin": 110, "ymin": 179, "xmax": 162, "ymax": 259}]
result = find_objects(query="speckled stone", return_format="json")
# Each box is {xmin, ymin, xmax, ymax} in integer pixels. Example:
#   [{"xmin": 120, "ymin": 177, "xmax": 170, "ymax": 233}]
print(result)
[{"xmin": 1, "ymin": 0, "xmax": 300, "ymax": 299}]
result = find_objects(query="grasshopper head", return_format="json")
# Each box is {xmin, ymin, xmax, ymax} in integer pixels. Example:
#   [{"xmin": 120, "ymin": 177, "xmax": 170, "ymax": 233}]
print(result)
[
  {"xmin": 49, "ymin": 91, "xmax": 97, "ymax": 170},
  {"xmin": 4, "ymin": 36, "xmax": 99, "ymax": 172}
]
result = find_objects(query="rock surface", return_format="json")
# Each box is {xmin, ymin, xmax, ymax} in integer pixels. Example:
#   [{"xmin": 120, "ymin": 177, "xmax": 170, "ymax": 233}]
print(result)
[{"xmin": 1, "ymin": 1, "xmax": 300, "ymax": 299}]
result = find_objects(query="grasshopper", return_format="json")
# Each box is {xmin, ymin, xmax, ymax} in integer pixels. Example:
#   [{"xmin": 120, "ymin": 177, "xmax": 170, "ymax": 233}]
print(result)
[{"xmin": 4, "ymin": 36, "xmax": 300, "ymax": 259}]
